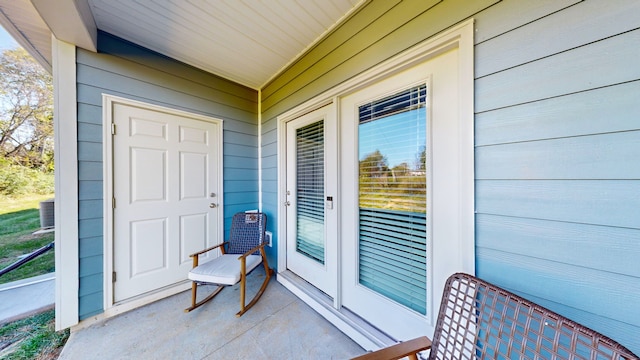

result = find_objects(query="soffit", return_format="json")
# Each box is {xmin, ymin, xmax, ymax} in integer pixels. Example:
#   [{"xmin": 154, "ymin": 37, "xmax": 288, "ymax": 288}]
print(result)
[
  {"xmin": 0, "ymin": 0, "xmax": 51, "ymax": 71},
  {"xmin": 87, "ymin": 0, "xmax": 365, "ymax": 89}
]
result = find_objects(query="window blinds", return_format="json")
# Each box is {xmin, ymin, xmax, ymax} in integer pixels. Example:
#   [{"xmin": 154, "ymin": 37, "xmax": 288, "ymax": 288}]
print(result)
[
  {"xmin": 358, "ymin": 85, "xmax": 427, "ymax": 315},
  {"xmin": 295, "ymin": 120, "xmax": 325, "ymax": 264}
]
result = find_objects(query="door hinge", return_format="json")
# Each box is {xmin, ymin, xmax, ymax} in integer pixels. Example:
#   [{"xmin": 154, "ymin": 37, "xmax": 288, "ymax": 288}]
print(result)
[
  {"xmin": 112, "ymin": 197, "xmax": 116, "ymax": 209},
  {"xmin": 111, "ymin": 123, "xmax": 116, "ymax": 135},
  {"xmin": 112, "ymin": 271, "xmax": 116, "ymax": 282}
]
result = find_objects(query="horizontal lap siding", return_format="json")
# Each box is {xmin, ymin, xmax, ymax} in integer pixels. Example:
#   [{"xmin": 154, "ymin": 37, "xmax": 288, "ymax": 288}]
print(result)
[
  {"xmin": 260, "ymin": 0, "xmax": 640, "ymax": 354},
  {"xmin": 474, "ymin": 0, "xmax": 640, "ymax": 354},
  {"xmin": 76, "ymin": 31, "xmax": 258, "ymax": 319},
  {"xmin": 259, "ymin": 0, "xmax": 499, "ymax": 269}
]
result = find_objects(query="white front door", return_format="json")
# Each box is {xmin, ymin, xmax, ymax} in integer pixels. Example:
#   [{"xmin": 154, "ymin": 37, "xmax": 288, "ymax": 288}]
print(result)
[
  {"xmin": 339, "ymin": 48, "xmax": 463, "ymax": 340},
  {"xmin": 112, "ymin": 102, "xmax": 222, "ymax": 303},
  {"xmin": 285, "ymin": 105, "xmax": 338, "ymax": 298}
]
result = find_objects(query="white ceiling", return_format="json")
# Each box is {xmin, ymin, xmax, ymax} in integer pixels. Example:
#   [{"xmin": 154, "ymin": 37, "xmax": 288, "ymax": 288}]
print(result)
[
  {"xmin": 87, "ymin": 0, "xmax": 365, "ymax": 89},
  {"xmin": 0, "ymin": 0, "xmax": 365, "ymax": 89}
]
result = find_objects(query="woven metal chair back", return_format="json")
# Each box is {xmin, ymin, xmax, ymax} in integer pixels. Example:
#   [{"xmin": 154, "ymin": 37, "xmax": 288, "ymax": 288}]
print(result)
[
  {"xmin": 429, "ymin": 273, "xmax": 638, "ymax": 360},
  {"xmin": 225, "ymin": 212, "xmax": 267, "ymax": 255}
]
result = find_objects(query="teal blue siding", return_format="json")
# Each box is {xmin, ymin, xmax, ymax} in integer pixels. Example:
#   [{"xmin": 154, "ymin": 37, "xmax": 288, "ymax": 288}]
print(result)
[
  {"xmin": 78, "ymin": 200, "xmax": 102, "ymax": 220},
  {"xmin": 223, "ymin": 180, "xmax": 258, "ymax": 193},
  {"xmin": 76, "ymin": 31, "xmax": 258, "ymax": 319},
  {"xmin": 480, "ymin": 248, "xmax": 639, "ymax": 325},
  {"xmin": 475, "ymin": 81, "xmax": 640, "ymax": 146},
  {"xmin": 473, "ymin": 0, "xmax": 581, "ymax": 44},
  {"xmin": 223, "ymin": 155, "xmax": 257, "ymax": 169},
  {"xmin": 476, "ymin": 254, "xmax": 639, "ymax": 339},
  {"xmin": 475, "ymin": 28, "xmax": 640, "ymax": 112},
  {"xmin": 474, "ymin": 1, "xmax": 640, "ymax": 78},
  {"xmin": 473, "ymin": 0, "xmax": 640, "ymax": 353},
  {"xmin": 476, "ymin": 214, "xmax": 640, "ymax": 277},
  {"xmin": 77, "ymin": 161, "xmax": 102, "ymax": 181},
  {"xmin": 79, "ymin": 236, "xmax": 102, "ymax": 258},
  {"xmin": 476, "ymin": 132, "xmax": 640, "ymax": 179},
  {"xmin": 259, "ymin": 0, "xmax": 640, "ymax": 354}
]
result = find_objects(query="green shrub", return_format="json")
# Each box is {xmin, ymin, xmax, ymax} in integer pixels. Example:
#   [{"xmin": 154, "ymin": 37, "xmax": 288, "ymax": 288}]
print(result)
[
  {"xmin": 0, "ymin": 163, "xmax": 54, "ymax": 196},
  {"xmin": 29, "ymin": 170, "xmax": 54, "ymax": 194}
]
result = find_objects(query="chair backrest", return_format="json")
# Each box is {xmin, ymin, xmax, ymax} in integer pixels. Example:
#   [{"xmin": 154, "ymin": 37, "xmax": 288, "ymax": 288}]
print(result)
[
  {"xmin": 225, "ymin": 212, "xmax": 267, "ymax": 255},
  {"xmin": 429, "ymin": 273, "xmax": 638, "ymax": 360}
]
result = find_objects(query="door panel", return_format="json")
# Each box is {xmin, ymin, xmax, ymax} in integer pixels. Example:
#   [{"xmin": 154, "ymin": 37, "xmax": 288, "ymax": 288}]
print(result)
[
  {"xmin": 285, "ymin": 104, "xmax": 337, "ymax": 298},
  {"xmin": 340, "ymin": 48, "xmax": 459, "ymax": 340},
  {"xmin": 130, "ymin": 218, "xmax": 166, "ymax": 276},
  {"xmin": 179, "ymin": 213, "xmax": 207, "ymax": 265},
  {"xmin": 180, "ymin": 152, "xmax": 207, "ymax": 200},
  {"xmin": 131, "ymin": 148, "xmax": 166, "ymax": 202},
  {"xmin": 113, "ymin": 103, "xmax": 221, "ymax": 303}
]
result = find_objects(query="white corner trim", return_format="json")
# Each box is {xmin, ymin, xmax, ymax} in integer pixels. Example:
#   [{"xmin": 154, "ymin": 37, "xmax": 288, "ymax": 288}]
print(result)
[
  {"xmin": 258, "ymin": 89, "xmax": 263, "ymax": 211},
  {"xmin": 276, "ymin": 117, "xmax": 286, "ymax": 272},
  {"xmin": 53, "ymin": 37, "xmax": 79, "ymax": 331},
  {"xmin": 457, "ymin": 19, "xmax": 476, "ymax": 275}
]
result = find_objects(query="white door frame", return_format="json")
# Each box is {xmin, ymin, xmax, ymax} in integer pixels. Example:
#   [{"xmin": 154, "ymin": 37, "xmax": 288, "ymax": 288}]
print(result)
[
  {"xmin": 103, "ymin": 95, "xmax": 224, "ymax": 317},
  {"xmin": 276, "ymin": 19, "xmax": 475, "ymax": 349}
]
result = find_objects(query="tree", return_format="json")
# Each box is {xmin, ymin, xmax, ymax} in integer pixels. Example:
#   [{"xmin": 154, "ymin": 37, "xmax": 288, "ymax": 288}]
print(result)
[
  {"xmin": 416, "ymin": 146, "xmax": 426, "ymax": 172},
  {"xmin": 0, "ymin": 48, "xmax": 53, "ymax": 171},
  {"xmin": 359, "ymin": 150, "xmax": 390, "ymax": 180}
]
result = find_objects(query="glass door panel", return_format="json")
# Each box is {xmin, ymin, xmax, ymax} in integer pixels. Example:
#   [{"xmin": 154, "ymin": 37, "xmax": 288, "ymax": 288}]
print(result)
[
  {"xmin": 285, "ymin": 104, "xmax": 337, "ymax": 298},
  {"xmin": 358, "ymin": 85, "xmax": 428, "ymax": 315},
  {"xmin": 295, "ymin": 120, "xmax": 325, "ymax": 264}
]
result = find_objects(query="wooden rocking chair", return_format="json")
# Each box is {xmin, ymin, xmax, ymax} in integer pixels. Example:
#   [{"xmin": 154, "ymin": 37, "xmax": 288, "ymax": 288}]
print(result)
[{"xmin": 184, "ymin": 212, "xmax": 273, "ymax": 317}]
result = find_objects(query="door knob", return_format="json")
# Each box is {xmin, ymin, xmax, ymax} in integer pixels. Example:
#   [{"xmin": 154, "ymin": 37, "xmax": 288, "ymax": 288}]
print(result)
[{"xmin": 209, "ymin": 203, "xmax": 217, "ymax": 208}]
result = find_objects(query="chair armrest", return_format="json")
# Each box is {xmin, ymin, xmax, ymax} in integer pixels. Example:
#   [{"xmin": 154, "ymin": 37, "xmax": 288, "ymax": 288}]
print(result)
[
  {"xmin": 237, "ymin": 242, "xmax": 268, "ymax": 260},
  {"xmin": 189, "ymin": 242, "xmax": 228, "ymax": 258},
  {"xmin": 351, "ymin": 336, "xmax": 432, "ymax": 360}
]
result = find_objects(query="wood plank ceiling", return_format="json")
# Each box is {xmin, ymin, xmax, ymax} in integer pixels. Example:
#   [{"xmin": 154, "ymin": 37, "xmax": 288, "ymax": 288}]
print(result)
[{"xmin": 87, "ymin": 0, "xmax": 365, "ymax": 89}]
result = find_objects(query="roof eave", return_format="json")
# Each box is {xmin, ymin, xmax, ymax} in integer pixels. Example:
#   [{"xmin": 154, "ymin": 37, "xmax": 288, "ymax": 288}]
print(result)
[
  {"xmin": 0, "ymin": 4, "xmax": 51, "ymax": 73},
  {"xmin": 31, "ymin": 0, "xmax": 97, "ymax": 53}
]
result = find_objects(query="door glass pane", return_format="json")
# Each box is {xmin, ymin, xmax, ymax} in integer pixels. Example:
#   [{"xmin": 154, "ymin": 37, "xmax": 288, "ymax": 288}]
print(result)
[
  {"xmin": 296, "ymin": 120, "xmax": 325, "ymax": 264},
  {"xmin": 358, "ymin": 85, "xmax": 427, "ymax": 315}
]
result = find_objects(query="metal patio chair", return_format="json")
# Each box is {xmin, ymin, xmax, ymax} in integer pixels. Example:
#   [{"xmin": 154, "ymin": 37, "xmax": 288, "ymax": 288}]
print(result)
[
  {"xmin": 185, "ymin": 212, "xmax": 273, "ymax": 317},
  {"xmin": 353, "ymin": 272, "xmax": 639, "ymax": 360}
]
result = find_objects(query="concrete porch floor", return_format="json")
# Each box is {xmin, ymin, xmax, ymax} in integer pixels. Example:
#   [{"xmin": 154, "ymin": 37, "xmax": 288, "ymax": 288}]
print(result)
[{"xmin": 59, "ymin": 268, "xmax": 365, "ymax": 359}]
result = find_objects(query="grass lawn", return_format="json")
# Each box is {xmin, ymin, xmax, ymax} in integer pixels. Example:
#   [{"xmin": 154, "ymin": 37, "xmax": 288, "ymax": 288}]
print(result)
[
  {"xmin": 0, "ymin": 309, "xmax": 69, "ymax": 360},
  {"xmin": 0, "ymin": 310, "xmax": 69, "ymax": 360},
  {"xmin": 0, "ymin": 194, "xmax": 68, "ymax": 359},
  {"xmin": 0, "ymin": 194, "xmax": 55, "ymax": 285}
]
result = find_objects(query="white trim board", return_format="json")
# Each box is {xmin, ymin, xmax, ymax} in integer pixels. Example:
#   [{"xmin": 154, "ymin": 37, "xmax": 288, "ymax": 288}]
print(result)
[{"xmin": 53, "ymin": 37, "xmax": 79, "ymax": 331}]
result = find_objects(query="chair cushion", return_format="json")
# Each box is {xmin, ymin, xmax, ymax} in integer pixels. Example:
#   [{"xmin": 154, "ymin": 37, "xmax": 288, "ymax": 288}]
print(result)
[{"xmin": 188, "ymin": 254, "xmax": 262, "ymax": 285}]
